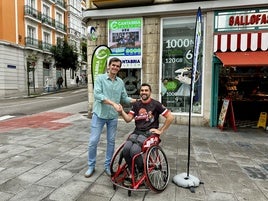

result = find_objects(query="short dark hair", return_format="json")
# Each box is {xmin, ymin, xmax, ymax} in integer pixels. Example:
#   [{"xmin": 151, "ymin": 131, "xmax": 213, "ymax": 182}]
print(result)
[
  {"xmin": 108, "ymin": 57, "xmax": 122, "ymax": 67},
  {"xmin": 140, "ymin": 83, "xmax": 152, "ymax": 92}
]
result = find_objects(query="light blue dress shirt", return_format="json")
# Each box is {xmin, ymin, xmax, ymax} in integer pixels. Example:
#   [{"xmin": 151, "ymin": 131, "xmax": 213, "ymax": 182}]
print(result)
[{"xmin": 93, "ymin": 73, "xmax": 131, "ymax": 119}]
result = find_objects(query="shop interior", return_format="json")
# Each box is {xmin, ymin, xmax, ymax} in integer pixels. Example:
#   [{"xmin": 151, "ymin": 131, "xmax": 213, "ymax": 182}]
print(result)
[
  {"xmin": 218, "ymin": 66, "xmax": 268, "ymax": 127},
  {"xmin": 118, "ymin": 68, "xmax": 141, "ymax": 111}
]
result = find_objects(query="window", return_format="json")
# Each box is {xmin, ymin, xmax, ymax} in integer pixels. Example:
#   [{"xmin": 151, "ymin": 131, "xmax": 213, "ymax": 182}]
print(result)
[
  {"xmin": 42, "ymin": 4, "xmax": 50, "ymax": 17},
  {"xmin": 27, "ymin": 26, "xmax": 36, "ymax": 44},
  {"xmin": 161, "ymin": 17, "xmax": 203, "ymax": 114},
  {"xmin": 56, "ymin": 36, "xmax": 63, "ymax": 44},
  {"xmin": 81, "ymin": 26, "xmax": 86, "ymax": 37},
  {"xmin": 27, "ymin": 0, "xmax": 35, "ymax": 7},
  {"xmin": 56, "ymin": 12, "xmax": 62, "ymax": 23},
  {"xmin": 44, "ymin": 32, "xmax": 50, "ymax": 43},
  {"xmin": 43, "ymin": 31, "xmax": 51, "ymax": 50},
  {"xmin": 118, "ymin": 69, "xmax": 141, "ymax": 111}
]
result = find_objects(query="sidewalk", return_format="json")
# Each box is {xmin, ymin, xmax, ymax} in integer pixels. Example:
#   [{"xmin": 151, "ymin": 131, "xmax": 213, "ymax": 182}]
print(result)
[
  {"xmin": 0, "ymin": 84, "xmax": 87, "ymax": 100},
  {"xmin": 0, "ymin": 105, "xmax": 267, "ymax": 201}
]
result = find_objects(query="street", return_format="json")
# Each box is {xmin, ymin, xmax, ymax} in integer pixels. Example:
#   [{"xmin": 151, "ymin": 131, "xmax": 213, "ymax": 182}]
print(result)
[{"xmin": 0, "ymin": 88, "xmax": 88, "ymax": 119}]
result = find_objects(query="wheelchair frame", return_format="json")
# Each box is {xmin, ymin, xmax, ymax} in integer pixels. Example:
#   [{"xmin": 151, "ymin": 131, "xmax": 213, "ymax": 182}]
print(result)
[{"xmin": 110, "ymin": 134, "xmax": 170, "ymax": 196}]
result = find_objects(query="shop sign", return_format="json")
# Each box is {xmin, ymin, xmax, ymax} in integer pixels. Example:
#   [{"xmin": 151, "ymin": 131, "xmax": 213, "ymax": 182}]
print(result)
[
  {"xmin": 7, "ymin": 65, "xmax": 16, "ymax": 69},
  {"xmin": 87, "ymin": 26, "xmax": 97, "ymax": 41},
  {"xmin": 108, "ymin": 18, "xmax": 142, "ymax": 69},
  {"xmin": 215, "ymin": 8, "xmax": 268, "ymax": 32}
]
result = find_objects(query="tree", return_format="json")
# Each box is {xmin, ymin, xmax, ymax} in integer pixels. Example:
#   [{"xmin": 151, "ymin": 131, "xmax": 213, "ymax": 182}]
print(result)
[
  {"xmin": 81, "ymin": 39, "xmax": 87, "ymax": 62},
  {"xmin": 51, "ymin": 38, "xmax": 78, "ymax": 88}
]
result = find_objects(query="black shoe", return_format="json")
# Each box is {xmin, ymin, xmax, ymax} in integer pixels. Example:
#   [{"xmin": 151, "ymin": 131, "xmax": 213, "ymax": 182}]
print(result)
[
  {"xmin": 123, "ymin": 177, "xmax": 132, "ymax": 187},
  {"xmin": 136, "ymin": 172, "xmax": 143, "ymax": 180}
]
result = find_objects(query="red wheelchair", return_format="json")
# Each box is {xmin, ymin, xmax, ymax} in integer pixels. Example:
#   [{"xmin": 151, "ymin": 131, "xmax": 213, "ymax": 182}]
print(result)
[{"xmin": 110, "ymin": 133, "xmax": 170, "ymax": 196}]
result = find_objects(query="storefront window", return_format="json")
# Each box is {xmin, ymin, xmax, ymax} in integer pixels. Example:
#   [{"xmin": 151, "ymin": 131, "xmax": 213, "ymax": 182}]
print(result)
[
  {"xmin": 161, "ymin": 17, "xmax": 203, "ymax": 114},
  {"xmin": 218, "ymin": 66, "xmax": 268, "ymax": 121},
  {"xmin": 107, "ymin": 18, "xmax": 143, "ymax": 111},
  {"xmin": 118, "ymin": 68, "xmax": 141, "ymax": 111}
]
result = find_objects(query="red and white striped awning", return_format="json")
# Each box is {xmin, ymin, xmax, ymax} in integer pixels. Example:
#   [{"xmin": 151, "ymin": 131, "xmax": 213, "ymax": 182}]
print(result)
[{"xmin": 214, "ymin": 32, "xmax": 268, "ymax": 52}]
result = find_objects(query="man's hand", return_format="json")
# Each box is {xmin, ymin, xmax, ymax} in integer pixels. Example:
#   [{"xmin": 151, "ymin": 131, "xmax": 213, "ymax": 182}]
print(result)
[
  {"xmin": 149, "ymin": 128, "xmax": 163, "ymax": 135},
  {"xmin": 113, "ymin": 103, "xmax": 122, "ymax": 113},
  {"xmin": 117, "ymin": 104, "xmax": 123, "ymax": 114}
]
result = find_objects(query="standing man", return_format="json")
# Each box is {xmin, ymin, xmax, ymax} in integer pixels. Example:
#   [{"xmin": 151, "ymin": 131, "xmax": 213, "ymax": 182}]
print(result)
[
  {"xmin": 85, "ymin": 57, "xmax": 136, "ymax": 178},
  {"xmin": 119, "ymin": 83, "xmax": 174, "ymax": 176}
]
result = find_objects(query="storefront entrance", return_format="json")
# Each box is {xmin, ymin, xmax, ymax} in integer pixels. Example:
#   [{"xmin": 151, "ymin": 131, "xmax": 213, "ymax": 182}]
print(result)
[
  {"xmin": 213, "ymin": 8, "xmax": 268, "ymax": 129},
  {"xmin": 212, "ymin": 57, "xmax": 268, "ymax": 128},
  {"xmin": 219, "ymin": 66, "xmax": 268, "ymax": 125}
]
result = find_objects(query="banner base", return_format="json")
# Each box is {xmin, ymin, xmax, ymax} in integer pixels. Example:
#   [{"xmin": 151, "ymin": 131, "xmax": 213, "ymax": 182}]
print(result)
[{"xmin": 173, "ymin": 172, "xmax": 203, "ymax": 193}]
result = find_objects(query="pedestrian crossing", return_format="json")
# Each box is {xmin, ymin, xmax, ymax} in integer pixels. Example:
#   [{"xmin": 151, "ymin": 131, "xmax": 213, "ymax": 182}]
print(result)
[{"xmin": 0, "ymin": 112, "xmax": 74, "ymax": 132}]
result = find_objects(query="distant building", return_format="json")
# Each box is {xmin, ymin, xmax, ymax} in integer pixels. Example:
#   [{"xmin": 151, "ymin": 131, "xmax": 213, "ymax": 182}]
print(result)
[{"xmin": 0, "ymin": 0, "xmax": 86, "ymax": 97}]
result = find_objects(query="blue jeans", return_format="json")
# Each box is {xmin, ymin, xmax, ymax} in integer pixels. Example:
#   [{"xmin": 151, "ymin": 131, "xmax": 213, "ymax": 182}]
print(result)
[{"xmin": 87, "ymin": 113, "xmax": 118, "ymax": 169}]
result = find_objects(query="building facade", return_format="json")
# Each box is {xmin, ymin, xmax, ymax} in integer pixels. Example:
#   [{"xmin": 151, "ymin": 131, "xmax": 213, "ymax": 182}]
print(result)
[
  {"xmin": 212, "ymin": 8, "xmax": 268, "ymax": 128},
  {"xmin": 67, "ymin": 0, "xmax": 88, "ymax": 82},
  {"xmin": 83, "ymin": 0, "xmax": 268, "ymax": 127},
  {"xmin": 0, "ymin": 0, "xmax": 86, "ymax": 98}
]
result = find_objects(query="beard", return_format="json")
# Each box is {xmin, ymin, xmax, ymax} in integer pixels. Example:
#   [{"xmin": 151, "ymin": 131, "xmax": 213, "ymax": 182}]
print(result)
[{"xmin": 141, "ymin": 94, "xmax": 149, "ymax": 101}]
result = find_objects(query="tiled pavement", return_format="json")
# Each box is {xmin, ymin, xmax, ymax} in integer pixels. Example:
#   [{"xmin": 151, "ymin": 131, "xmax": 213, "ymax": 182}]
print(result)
[{"xmin": 0, "ymin": 109, "xmax": 267, "ymax": 201}]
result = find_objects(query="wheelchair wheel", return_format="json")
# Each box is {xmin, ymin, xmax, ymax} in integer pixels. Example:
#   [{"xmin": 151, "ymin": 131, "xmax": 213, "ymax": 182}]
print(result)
[{"xmin": 144, "ymin": 145, "xmax": 170, "ymax": 192}]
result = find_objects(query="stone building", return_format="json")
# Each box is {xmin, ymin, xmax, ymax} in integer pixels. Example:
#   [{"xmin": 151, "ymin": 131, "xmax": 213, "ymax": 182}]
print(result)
[{"xmin": 83, "ymin": 0, "xmax": 268, "ymax": 127}]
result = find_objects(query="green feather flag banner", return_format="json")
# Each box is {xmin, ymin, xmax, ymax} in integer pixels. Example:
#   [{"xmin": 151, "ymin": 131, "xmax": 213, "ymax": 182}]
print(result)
[{"xmin": 91, "ymin": 45, "xmax": 112, "ymax": 87}]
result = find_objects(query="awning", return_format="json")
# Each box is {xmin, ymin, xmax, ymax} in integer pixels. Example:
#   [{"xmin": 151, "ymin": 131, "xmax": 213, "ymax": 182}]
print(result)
[
  {"xmin": 215, "ymin": 51, "xmax": 268, "ymax": 67},
  {"xmin": 214, "ymin": 32, "xmax": 268, "ymax": 52}
]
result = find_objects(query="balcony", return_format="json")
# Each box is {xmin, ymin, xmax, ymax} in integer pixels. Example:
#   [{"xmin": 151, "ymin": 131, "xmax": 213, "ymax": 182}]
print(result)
[
  {"xmin": 25, "ymin": 37, "xmax": 42, "ymax": 50},
  {"xmin": 55, "ymin": 21, "xmax": 67, "ymax": 33},
  {"xmin": 25, "ymin": 37, "xmax": 52, "ymax": 52},
  {"xmin": 44, "ymin": 0, "xmax": 56, "ymax": 4},
  {"xmin": 55, "ymin": 0, "xmax": 67, "ymax": 10},
  {"xmin": 24, "ymin": 5, "xmax": 41, "ymax": 21},
  {"xmin": 42, "ymin": 15, "xmax": 55, "ymax": 28},
  {"xmin": 92, "ymin": 0, "xmax": 154, "ymax": 8},
  {"xmin": 43, "ymin": 42, "xmax": 52, "ymax": 52}
]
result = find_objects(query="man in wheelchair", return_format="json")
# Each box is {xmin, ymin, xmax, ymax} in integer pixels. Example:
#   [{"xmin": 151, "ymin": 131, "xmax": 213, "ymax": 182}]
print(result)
[{"xmin": 118, "ymin": 83, "xmax": 174, "ymax": 185}]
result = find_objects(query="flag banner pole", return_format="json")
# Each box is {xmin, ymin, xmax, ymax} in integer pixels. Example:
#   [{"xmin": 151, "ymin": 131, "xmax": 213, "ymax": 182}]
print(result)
[
  {"xmin": 173, "ymin": 7, "xmax": 204, "ymax": 193},
  {"xmin": 91, "ymin": 45, "xmax": 112, "ymax": 88}
]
